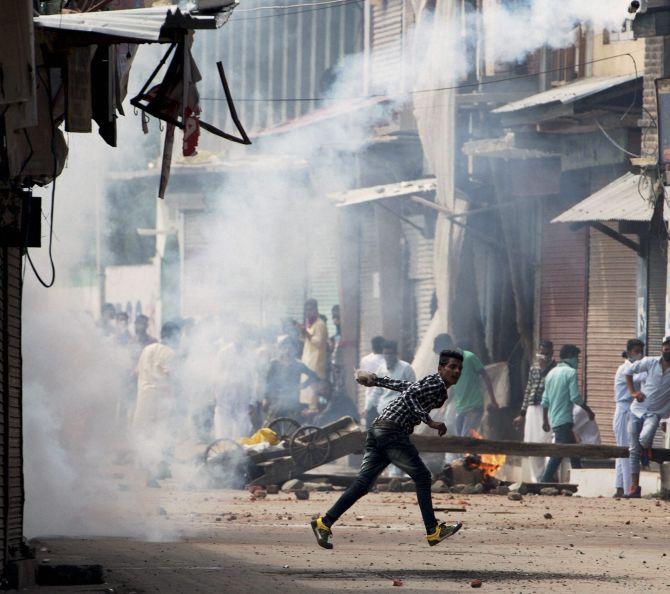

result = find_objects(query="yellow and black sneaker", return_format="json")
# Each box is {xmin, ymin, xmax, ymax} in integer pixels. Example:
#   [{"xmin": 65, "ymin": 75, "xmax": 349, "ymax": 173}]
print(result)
[
  {"xmin": 426, "ymin": 521, "xmax": 462, "ymax": 547},
  {"xmin": 310, "ymin": 516, "xmax": 333, "ymax": 550}
]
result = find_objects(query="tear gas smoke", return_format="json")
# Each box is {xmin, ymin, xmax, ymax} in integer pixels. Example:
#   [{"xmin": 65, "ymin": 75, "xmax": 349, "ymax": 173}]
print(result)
[{"xmin": 23, "ymin": 1, "xmax": 634, "ymax": 539}]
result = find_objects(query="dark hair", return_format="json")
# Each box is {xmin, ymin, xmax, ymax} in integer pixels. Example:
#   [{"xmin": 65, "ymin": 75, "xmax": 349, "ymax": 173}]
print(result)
[
  {"xmin": 539, "ymin": 340, "xmax": 554, "ymax": 350},
  {"xmin": 439, "ymin": 349, "xmax": 464, "ymax": 366},
  {"xmin": 383, "ymin": 340, "xmax": 398, "ymax": 353},
  {"xmin": 102, "ymin": 303, "xmax": 116, "ymax": 315},
  {"xmin": 371, "ymin": 335, "xmax": 386, "ymax": 353},
  {"xmin": 135, "ymin": 314, "xmax": 149, "ymax": 324},
  {"xmin": 161, "ymin": 321, "xmax": 181, "ymax": 342},
  {"xmin": 433, "ymin": 333, "xmax": 453, "ymax": 354},
  {"xmin": 623, "ymin": 338, "xmax": 645, "ymax": 358},
  {"xmin": 305, "ymin": 298, "xmax": 318, "ymax": 309},
  {"xmin": 559, "ymin": 344, "xmax": 581, "ymax": 360},
  {"xmin": 116, "ymin": 312, "xmax": 129, "ymax": 322}
]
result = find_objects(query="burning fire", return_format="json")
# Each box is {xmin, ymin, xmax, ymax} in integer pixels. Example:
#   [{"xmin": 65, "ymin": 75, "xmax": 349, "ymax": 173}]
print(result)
[{"xmin": 468, "ymin": 430, "xmax": 506, "ymax": 477}]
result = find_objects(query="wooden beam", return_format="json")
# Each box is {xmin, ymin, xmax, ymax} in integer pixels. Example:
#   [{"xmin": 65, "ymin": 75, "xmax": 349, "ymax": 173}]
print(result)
[
  {"xmin": 589, "ymin": 221, "xmax": 642, "ymax": 255},
  {"xmin": 411, "ymin": 434, "xmax": 628, "ymax": 459}
]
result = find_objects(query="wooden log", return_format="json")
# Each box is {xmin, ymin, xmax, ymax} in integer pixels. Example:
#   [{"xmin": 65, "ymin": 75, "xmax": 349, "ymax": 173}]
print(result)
[{"xmin": 411, "ymin": 435, "xmax": 629, "ymax": 459}]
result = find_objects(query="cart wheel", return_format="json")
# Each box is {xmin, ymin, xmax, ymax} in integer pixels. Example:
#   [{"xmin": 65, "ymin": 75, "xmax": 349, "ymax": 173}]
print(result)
[
  {"xmin": 267, "ymin": 417, "xmax": 301, "ymax": 441},
  {"xmin": 204, "ymin": 438, "xmax": 244, "ymax": 466},
  {"xmin": 290, "ymin": 425, "xmax": 331, "ymax": 469}
]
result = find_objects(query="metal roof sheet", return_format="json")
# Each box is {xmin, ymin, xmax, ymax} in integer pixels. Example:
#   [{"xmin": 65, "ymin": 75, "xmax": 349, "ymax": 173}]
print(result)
[
  {"xmin": 34, "ymin": 4, "xmax": 236, "ymax": 42},
  {"xmin": 552, "ymin": 173, "xmax": 664, "ymax": 224},
  {"xmin": 330, "ymin": 177, "xmax": 472, "ymax": 207},
  {"xmin": 493, "ymin": 73, "xmax": 640, "ymax": 114},
  {"xmin": 255, "ymin": 96, "xmax": 390, "ymax": 138}
]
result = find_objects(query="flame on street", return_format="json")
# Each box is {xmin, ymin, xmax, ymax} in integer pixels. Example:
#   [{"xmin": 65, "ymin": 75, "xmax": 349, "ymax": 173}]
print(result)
[{"xmin": 468, "ymin": 429, "xmax": 506, "ymax": 477}]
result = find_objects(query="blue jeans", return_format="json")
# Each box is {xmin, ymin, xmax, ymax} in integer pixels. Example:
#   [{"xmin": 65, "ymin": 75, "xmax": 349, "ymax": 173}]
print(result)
[
  {"xmin": 629, "ymin": 413, "xmax": 660, "ymax": 475},
  {"xmin": 455, "ymin": 408, "xmax": 484, "ymax": 437},
  {"xmin": 326, "ymin": 426, "xmax": 437, "ymax": 532},
  {"xmin": 541, "ymin": 423, "xmax": 582, "ymax": 483}
]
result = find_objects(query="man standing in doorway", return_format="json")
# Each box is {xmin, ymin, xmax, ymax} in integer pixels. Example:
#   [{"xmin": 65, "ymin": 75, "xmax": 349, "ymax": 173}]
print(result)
[
  {"xmin": 513, "ymin": 340, "xmax": 556, "ymax": 482},
  {"xmin": 310, "ymin": 350, "xmax": 464, "ymax": 549},
  {"xmin": 540, "ymin": 344, "xmax": 595, "ymax": 483},
  {"xmin": 297, "ymin": 299, "xmax": 329, "ymax": 412}
]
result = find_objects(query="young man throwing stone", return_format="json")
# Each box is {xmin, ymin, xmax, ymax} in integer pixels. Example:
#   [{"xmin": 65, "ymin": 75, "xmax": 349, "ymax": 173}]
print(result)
[{"xmin": 311, "ymin": 349, "xmax": 464, "ymax": 549}]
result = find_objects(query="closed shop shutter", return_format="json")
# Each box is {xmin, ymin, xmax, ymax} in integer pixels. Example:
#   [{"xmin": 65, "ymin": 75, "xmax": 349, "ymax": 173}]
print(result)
[
  {"xmin": 585, "ymin": 226, "xmax": 637, "ymax": 445},
  {"xmin": 357, "ymin": 207, "xmax": 383, "ymax": 410},
  {"xmin": 403, "ymin": 218, "xmax": 435, "ymax": 353},
  {"xmin": 181, "ymin": 210, "xmax": 211, "ymax": 319},
  {"xmin": 306, "ymin": 217, "xmax": 340, "ymax": 337},
  {"xmin": 370, "ymin": 0, "xmax": 403, "ymax": 93},
  {"xmin": 647, "ymin": 237, "xmax": 667, "ymax": 353},
  {"xmin": 0, "ymin": 247, "xmax": 24, "ymax": 572},
  {"xmin": 539, "ymin": 218, "xmax": 588, "ymax": 388}
]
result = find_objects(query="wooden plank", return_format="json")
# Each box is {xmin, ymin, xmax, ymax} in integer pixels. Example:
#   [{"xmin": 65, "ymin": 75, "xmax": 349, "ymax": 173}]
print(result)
[{"xmin": 411, "ymin": 435, "xmax": 628, "ymax": 459}]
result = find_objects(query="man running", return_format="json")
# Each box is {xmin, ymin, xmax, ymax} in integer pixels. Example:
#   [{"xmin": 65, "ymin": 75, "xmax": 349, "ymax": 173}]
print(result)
[{"xmin": 311, "ymin": 349, "xmax": 464, "ymax": 549}]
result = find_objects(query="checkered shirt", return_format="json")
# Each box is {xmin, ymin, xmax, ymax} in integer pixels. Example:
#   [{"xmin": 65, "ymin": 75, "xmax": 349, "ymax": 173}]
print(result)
[{"xmin": 373, "ymin": 373, "xmax": 448, "ymax": 434}]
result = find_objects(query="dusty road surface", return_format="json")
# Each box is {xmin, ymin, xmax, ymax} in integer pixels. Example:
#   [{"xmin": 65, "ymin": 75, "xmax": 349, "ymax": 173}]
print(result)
[
  {"xmin": 26, "ymin": 485, "xmax": 670, "ymax": 594},
  {"xmin": 23, "ymin": 484, "xmax": 670, "ymax": 594}
]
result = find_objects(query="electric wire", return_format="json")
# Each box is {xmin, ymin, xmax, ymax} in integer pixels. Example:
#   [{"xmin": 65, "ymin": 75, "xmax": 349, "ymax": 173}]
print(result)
[
  {"xmin": 26, "ymin": 67, "xmax": 57, "ymax": 289},
  {"xmin": 200, "ymin": 52, "xmax": 642, "ymax": 103}
]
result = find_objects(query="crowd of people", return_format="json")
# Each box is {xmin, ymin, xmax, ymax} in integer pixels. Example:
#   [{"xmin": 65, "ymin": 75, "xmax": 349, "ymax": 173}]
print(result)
[
  {"xmin": 98, "ymin": 298, "xmax": 351, "ymax": 485},
  {"xmin": 98, "ymin": 297, "xmax": 670, "ymax": 495}
]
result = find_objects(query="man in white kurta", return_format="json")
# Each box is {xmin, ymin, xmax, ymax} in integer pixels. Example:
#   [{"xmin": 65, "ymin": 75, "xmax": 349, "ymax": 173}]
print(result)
[
  {"xmin": 513, "ymin": 341, "xmax": 556, "ymax": 483},
  {"xmin": 133, "ymin": 321, "xmax": 181, "ymax": 483}
]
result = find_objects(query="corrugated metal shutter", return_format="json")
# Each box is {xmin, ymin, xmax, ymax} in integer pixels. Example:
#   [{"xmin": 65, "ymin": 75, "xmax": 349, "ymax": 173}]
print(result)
[
  {"xmin": 181, "ymin": 211, "xmax": 210, "ymax": 319},
  {"xmin": 403, "ymin": 218, "xmax": 435, "ymax": 352},
  {"xmin": 370, "ymin": 0, "xmax": 403, "ymax": 93},
  {"xmin": 647, "ymin": 237, "xmax": 667, "ymax": 353},
  {"xmin": 194, "ymin": 0, "xmax": 364, "ymax": 133},
  {"xmin": 539, "ymin": 218, "xmax": 588, "ymax": 387},
  {"xmin": 357, "ymin": 207, "xmax": 382, "ymax": 409},
  {"xmin": 306, "ymin": 218, "xmax": 339, "ymax": 336},
  {"xmin": 0, "ymin": 247, "xmax": 24, "ymax": 572},
  {"xmin": 585, "ymin": 226, "xmax": 637, "ymax": 445}
]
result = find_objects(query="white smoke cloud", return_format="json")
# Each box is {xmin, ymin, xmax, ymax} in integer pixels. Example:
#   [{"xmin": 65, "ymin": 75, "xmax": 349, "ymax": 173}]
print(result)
[{"xmin": 23, "ymin": 0, "xmax": 636, "ymax": 539}]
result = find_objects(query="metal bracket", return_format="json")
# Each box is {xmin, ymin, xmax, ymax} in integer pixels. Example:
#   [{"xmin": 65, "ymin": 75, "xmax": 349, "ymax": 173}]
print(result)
[{"xmin": 130, "ymin": 42, "xmax": 251, "ymax": 146}]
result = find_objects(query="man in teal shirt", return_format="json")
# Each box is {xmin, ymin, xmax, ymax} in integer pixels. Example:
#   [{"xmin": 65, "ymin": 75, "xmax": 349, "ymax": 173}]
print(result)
[
  {"xmin": 540, "ymin": 344, "xmax": 595, "ymax": 482},
  {"xmin": 433, "ymin": 334, "xmax": 499, "ymax": 437}
]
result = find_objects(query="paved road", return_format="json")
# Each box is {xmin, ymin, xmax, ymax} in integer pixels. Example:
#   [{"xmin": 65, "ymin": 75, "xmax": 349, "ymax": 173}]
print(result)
[{"xmin": 21, "ymin": 484, "xmax": 670, "ymax": 593}]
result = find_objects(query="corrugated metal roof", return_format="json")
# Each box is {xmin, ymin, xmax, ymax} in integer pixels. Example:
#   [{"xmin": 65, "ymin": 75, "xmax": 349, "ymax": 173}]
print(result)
[
  {"xmin": 462, "ymin": 133, "xmax": 559, "ymax": 160},
  {"xmin": 255, "ymin": 96, "xmax": 390, "ymax": 138},
  {"xmin": 34, "ymin": 3, "xmax": 237, "ymax": 42},
  {"xmin": 331, "ymin": 177, "xmax": 437, "ymax": 207},
  {"xmin": 493, "ymin": 73, "xmax": 640, "ymax": 114},
  {"xmin": 552, "ymin": 173, "xmax": 664, "ymax": 223}
]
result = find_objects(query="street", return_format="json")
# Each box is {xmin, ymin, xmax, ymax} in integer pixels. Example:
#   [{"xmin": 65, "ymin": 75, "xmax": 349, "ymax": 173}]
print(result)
[{"xmin": 25, "ymin": 485, "xmax": 670, "ymax": 593}]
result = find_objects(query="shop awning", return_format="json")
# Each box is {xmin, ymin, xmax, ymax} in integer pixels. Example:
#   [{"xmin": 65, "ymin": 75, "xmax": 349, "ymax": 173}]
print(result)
[
  {"xmin": 493, "ymin": 73, "xmax": 640, "ymax": 115},
  {"xmin": 255, "ymin": 96, "xmax": 391, "ymax": 138},
  {"xmin": 552, "ymin": 173, "xmax": 665, "ymax": 224},
  {"xmin": 332, "ymin": 177, "xmax": 440, "ymax": 207},
  {"xmin": 34, "ymin": 3, "xmax": 237, "ymax": 43}
]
